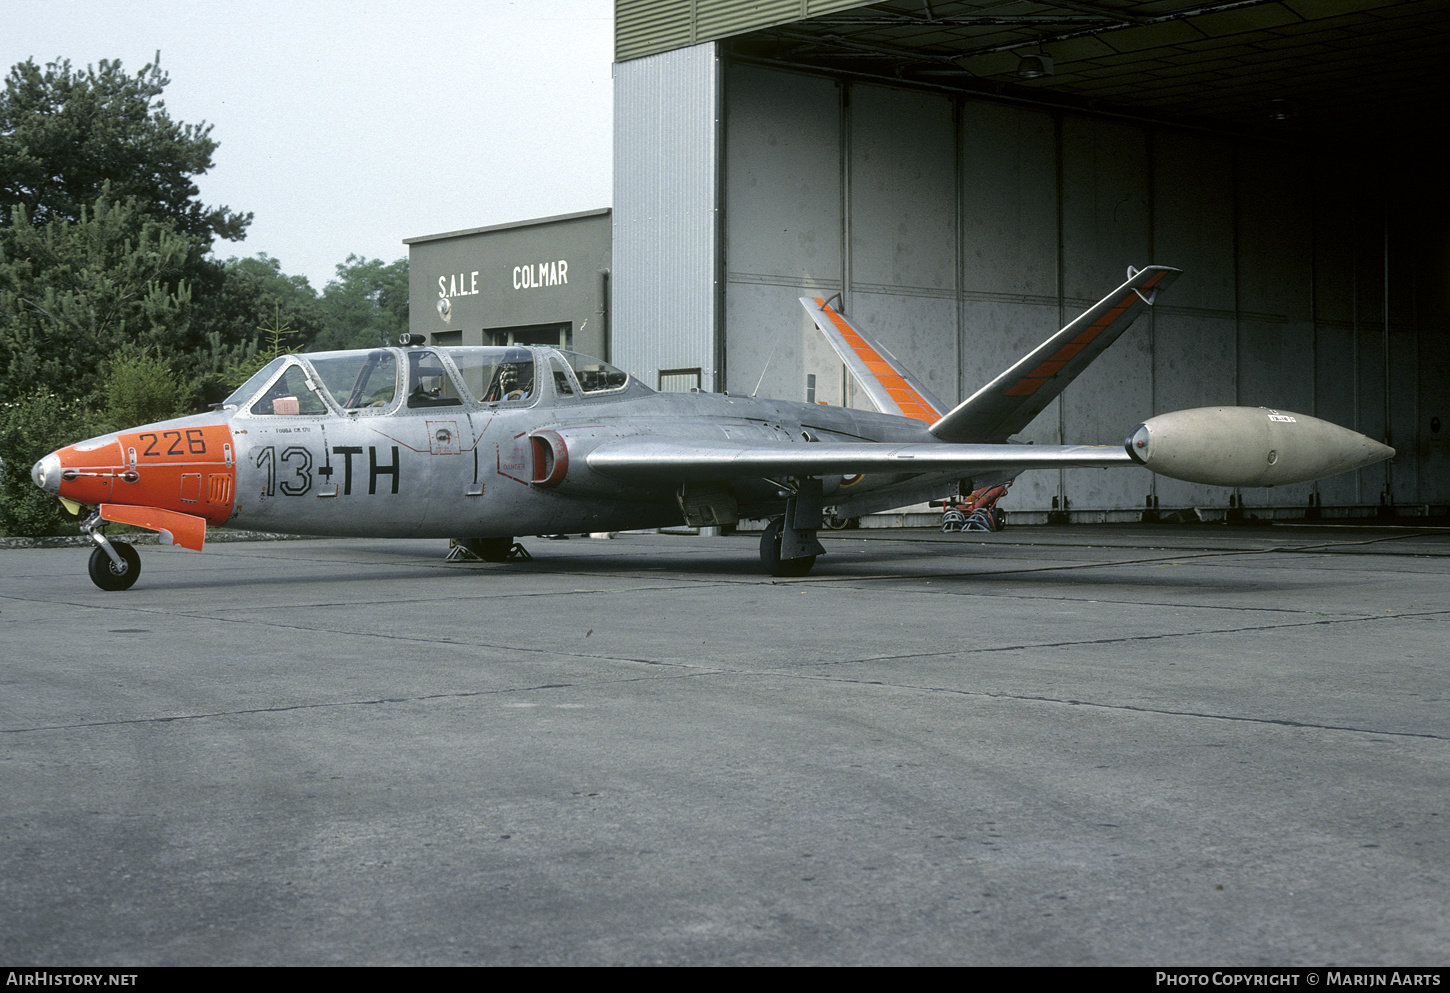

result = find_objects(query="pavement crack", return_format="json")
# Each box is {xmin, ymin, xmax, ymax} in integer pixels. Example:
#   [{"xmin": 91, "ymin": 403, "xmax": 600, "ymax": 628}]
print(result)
[
  {"xmin": 0, "ymin": 676, "xmax": 713, "ymax": 735},
  {"xmin": 742, "ymin": 669, "xmax": 1449, "ymax": 742},
  {"xmin": 897, "ymin": 678, "xmax": 1449, "ymax": 741},
  {"xmin": 812, "ymin": 609, "xmax": 1450, "ymax": 664}
]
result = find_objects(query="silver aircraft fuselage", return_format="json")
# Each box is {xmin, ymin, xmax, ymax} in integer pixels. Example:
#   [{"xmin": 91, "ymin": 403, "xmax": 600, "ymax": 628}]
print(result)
[{"xmin": 218, "ymin": 350, "xmax": 943, "ymax": 539}]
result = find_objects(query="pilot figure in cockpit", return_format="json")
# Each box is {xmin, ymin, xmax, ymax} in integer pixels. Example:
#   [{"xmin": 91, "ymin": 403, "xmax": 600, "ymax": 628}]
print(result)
[{"xmin": 487, "ymin": 362, "xmax": 532, "ymax": 402}]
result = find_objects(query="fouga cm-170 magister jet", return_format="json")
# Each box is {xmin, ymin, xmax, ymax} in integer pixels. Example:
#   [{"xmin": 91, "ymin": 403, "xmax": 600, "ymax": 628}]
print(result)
[{"xmin": 33, "ymin": 265, "xmax": 1394, "ymax": 590}]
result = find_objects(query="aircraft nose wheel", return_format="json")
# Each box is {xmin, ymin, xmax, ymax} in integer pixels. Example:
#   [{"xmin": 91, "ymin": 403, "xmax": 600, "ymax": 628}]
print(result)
[{"xmin": 87, "ymin": 541, "xmax": 141, "ymax": 591}]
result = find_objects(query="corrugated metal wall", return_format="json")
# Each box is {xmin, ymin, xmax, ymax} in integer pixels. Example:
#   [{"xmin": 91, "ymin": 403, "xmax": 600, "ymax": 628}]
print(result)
[
  {"xmin": 616, "ymin": 0, "xmax": 871, "ymax": 63},
  {"xmin": 612, "ymin": 43, "xmax": 722, "ymax": 390},
  {"xmin": 714, "ymin": 62, "xmax": 1448, "ymax": 518}
]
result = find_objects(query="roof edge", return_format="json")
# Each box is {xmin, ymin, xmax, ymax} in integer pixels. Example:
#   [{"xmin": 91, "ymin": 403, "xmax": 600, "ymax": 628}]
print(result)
[{"xmin": 404, "ymin": 207, "xmax": 612, "ymax": 246}]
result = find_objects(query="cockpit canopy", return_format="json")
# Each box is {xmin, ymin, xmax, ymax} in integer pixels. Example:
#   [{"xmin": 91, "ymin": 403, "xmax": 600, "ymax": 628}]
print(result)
[{"xmin": 220, "ymin": 345, "xmax": 641, "ymax": 417}]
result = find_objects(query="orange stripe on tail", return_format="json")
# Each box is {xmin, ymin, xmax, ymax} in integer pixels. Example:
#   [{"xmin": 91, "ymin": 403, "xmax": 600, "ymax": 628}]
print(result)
[{"xmin": 817, "ymin": 301, "xmax": 942, "ymax": 423}]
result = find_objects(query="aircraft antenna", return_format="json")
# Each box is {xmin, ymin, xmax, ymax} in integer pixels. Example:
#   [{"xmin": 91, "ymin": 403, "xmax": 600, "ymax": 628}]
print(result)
[{"xmin": 751, "ymin": 340, "xmax": 781, "ymax": 398}]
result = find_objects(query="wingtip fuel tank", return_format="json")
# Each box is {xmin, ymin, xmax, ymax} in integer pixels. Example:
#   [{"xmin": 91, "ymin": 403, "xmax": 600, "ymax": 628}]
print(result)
[{"xmin": 1125, "ymin": 407, "xmax": 1394, "ymax": 487}]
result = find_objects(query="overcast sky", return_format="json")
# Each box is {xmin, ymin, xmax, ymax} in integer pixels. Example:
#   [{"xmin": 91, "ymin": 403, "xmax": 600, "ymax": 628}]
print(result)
[{"xmin": 3, "ymin": 0, "xmax": 615, "ymax": 290}]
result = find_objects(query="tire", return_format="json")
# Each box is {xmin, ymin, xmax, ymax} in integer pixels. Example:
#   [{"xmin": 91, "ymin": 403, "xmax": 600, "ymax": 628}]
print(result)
[
  {"xmin": 87, "ymin": 541, "xmax": 141, "ymax": 591},
  {"xmin": 759, "ymin": 518, "xmax": 816, "ymax": 577}
]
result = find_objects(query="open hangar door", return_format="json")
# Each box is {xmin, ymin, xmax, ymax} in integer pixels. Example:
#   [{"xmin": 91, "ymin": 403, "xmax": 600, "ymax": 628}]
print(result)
[{"xmin": 615, "ymin": 0, "xmax": 1450, "ymax": 522}]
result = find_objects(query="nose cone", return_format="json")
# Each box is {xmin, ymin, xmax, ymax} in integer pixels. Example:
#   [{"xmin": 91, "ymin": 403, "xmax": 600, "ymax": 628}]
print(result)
[
  {"xmin": 1124, "ymin": 423, "xmax": 1152, "ymax": 464},
  {"xmin": 32, "ymin": 452, "xmax": 62, "ymax": 495}
]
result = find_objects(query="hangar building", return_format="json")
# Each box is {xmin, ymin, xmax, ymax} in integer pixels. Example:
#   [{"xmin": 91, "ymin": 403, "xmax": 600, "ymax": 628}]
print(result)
[{"xmin": 610, "ymin": 0, "xmax": 1449, "ymax": 522}]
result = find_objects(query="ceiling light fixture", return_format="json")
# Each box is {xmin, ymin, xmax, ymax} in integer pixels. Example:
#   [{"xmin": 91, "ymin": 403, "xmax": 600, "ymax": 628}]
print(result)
[
  {"xmin": 1017, "ymin": 52, "xmax": 1053, "ymax": 79},
  {"xmin": 1267, "ymin": 98, "xmax": 1296, "ymax": 122}
]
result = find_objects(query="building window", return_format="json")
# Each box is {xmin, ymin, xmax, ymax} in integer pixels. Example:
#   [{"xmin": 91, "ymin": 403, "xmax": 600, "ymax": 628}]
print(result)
[
  {"xmin": 490, "ymin": 323, "xmax": 572, "ymax": 350},
  {"xmin": 658, "ymin": 368, "xmax": 702, "ymax": 392}
]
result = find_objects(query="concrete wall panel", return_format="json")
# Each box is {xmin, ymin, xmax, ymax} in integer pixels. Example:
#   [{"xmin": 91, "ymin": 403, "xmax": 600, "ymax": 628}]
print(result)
[
  {"xmin": 958, "ymin": 298, "xmax": 1064, "ymax": 510},
  {"xmin": 1387, "ymin": 323, "xmax": 1419, "ymax": 505},
  {"xmin": 724, "ymin": 281, "xmax": 831, "ymax": 403},
  {"xmin": 1061, "ymin": 117, "xmax": 1151, "ymax": 301},
  {"xmin": 847, "ymin": 86, "xmax": 957, "ymax": 294},
  {"xmin": 844, "ymin": 85, "xmax": 958, "ymax": 409},
  {"xmin": 956, "ymin": 99, "xmax": 1063, "ymax": 512},
  {"xmin": 957, "ymin": 299, "xmax": 1064, "ymax": 434},
  {"xmin": 846, "ymin": 291, "xmax": 958, "ymax": 410},
  {"xmin": 1056, "ymin": 115, "xmax": 1155, "ymax": 514},
  {"xmin": 959, "ymin": 101, "xmax": 1057, "ymax": 298},
  {"xmin": 1236, "ymin": 314, "xmax": 1315, "ymax": 508},
  {"xmin": 1150, "ymin": 310, "xmax": 1239, "ymax": 508},
  {"xmin": 1415, "ymin": 320, "xmax": 1450, "ymax": 505},
  {"xmin": 1235, "ymin": 144, "xmax": 1316, "ymax": 508},
  {"xmin": 1355, "ymin": 317, "xmax": 1391, "ymax": 505},
  {"xmin": 1236, "ymin": 146, "xmax": 1312, "ymax": 315},
  {"xmin": 1150, "ymin": 129, "xmax": 1239, "ymax": 506},
  {"xmin": 1309, "ymin": 163, "xmax": 1365, "ymax": 507},
  {"xmin": 1062, "ymin": 314, "xmax": 1155, "ymax": 512},
  {"xmin": 1350, "ymin": 202, "xmax": 1392, "ymax": 506},
  {"xmin": 1313, "ymin": 321, "xmax": 1362, "ymax": 506},
  {"xmin": 723, "ymin": 65, "xmax": 844, "ymax": 400},
  {"xmin": 1152, "ymin": 132, "xmax": 1236, "ymax": 315},
  {"xmin": 1385, "ymin": 195, "xmax": 1424, "ymax": 506},
  {"xmin": 724, "ymin": 66, "xmax": 842, "ymax": 284}
]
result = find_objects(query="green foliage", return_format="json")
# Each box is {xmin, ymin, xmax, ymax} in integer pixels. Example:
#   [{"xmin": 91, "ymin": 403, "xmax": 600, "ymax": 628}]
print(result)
[
  {"xmin": 313, "ymin": 255, "xmax": 410, "ymax": 350},
  {"xmin": 197, "ymin": 254, "xmax": 322, "ymax": 400},
  {"xmin": 0, "ymin": 52, "xmax": 415, "ymax": 534},
  {"xmin": 214, "ymin": 255, "xmax": 321, "ymax": 351},
  {"xmin": 0, "ymin": 390, "xmax": 98, "ymax": 536},
  {"xmin": 0, "ymin": 54, "xmax": 262, "ymax": 408},
  {"xmin": 0, "ymin": 351, "xmax": 191, "ymax": 538},
  {"xmin": 102, "ymin": 348, "xmax": 192, "ymax": 431},
  {"xmin": 0, "ymin": 192, "xmax": 197, "ymax": 401},
  {"xmin": 256, "ymin": 302, "xmax": 296, "ymax": 357},
  {"xmin": 203, "ymin": 253, "xmax": 410, "ymax": 393},
  {"xmin": 0, "ymin": 55, "xmax": 250, "ymax": 245},
  {"xmin": 220, "ymin": 300, "xmax": 301, "ymax": 391}
]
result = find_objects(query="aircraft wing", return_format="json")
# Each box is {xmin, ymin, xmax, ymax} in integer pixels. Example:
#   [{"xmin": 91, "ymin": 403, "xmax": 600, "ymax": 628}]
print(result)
[
  {"xmin": 586, "ymin": 438, "xmax": 1132, "ymax": 484},
  {"xmin": 928, "ymin": 265, "xmax": 1180, "ymax": 443}
]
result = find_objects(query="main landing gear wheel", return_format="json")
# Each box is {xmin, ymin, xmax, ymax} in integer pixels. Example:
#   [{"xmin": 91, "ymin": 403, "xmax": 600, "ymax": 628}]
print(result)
[
  {"xmin": 87, "ymin": 541, "xmax": 141, "ymax": 591},
  {"xmin": 759, "ymin": 518, "xmax": 817, "ymax": 578}
]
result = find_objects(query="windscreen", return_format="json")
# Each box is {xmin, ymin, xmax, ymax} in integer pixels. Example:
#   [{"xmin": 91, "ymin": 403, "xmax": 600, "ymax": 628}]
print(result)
[
  {"xmin": 220, "ymin": 357, "xmax": 289, "ymax": 408},
  {"xmin": 559, "ymin": 351, "xmax": 629, "ymax": 393}
]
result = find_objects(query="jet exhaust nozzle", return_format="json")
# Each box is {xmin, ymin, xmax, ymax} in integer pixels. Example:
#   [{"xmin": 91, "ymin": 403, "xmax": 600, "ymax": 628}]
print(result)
[{"xmin": 1125, "ymin": 407, "xmax": 1394, "ymax": 487}]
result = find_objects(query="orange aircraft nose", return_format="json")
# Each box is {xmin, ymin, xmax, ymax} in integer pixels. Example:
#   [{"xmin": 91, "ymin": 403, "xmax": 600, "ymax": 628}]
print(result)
[
  {"xmin": 37, "ymin": 420, "xmax": 238, "ymax": 536},
  {"xmin": 40, "ymin": 434, "xmax": 129, "ymax": 507},
  {"xmin": 110, "ymin": 422, "xmax": 238, "ymax": 524}
]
